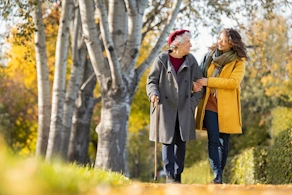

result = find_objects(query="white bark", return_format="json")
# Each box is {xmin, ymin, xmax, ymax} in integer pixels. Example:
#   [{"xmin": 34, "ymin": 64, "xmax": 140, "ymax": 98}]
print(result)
[
  {"xmin": 67, "ymin": 60, "xmax": 97, "ymax": 164},
  {"xmin": 122, "ymin": 0, "xmax": 147, "ymax": 73},
  {"xmin": 94, "ymin": 0, "xmax": 146, "ymax": 173},
  {"xmin": 95, "ymin": 99, "xmax": 130, "ymax": 172},
  {"xmin": 95, "ymin": 0, "xmax": 123, "ymax": 89},
  {"xmin": 61, "ymin": 1, "xmax": 87, "ymax": 158},
  {"xmin": 78, "ymin": 0, "xmax": 110, "ymax": 88},
  {"xmin": 46, "ymin": 0, "xmax": 74, "ymax": 161},
  {"xmin": 108, "ymin": 0, "xmax": 128, "ymax": 58},
  {"xmin": 32, "ymin": 0, "xmax": 51, "ymax": 157}
]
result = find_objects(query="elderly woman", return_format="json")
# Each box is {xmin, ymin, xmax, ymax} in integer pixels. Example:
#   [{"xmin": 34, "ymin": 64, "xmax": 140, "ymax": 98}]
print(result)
[
  {"xmin": 146, "ymin": 29, "xmax": 203, "ymax": 183},
  {"xmin": 194, "ymin": 28, "xmax": 248, "ymax": 184}
]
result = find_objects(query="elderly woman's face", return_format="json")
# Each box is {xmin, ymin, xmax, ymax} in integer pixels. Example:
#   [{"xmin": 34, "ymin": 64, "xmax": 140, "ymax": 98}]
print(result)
[
  {"xmin": 176, "ymin": 36, "xmax": 192, "ymax": 55},
  {"xmin": 218, "ymin": 31, "xmax": 232, "ymax": 52}
]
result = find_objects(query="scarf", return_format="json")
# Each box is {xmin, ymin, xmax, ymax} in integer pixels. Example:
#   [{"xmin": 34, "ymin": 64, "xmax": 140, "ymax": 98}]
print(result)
[{"xmin": 200, "ymin": 48, "xmax": 238, "ymax": 97}]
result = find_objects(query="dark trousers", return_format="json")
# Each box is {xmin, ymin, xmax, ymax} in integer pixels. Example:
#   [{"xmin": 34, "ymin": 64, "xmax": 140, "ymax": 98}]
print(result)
[
  {"xmin": 162, "ymin": 117, "xmax": 186, "ymax": 177},
  {"xmin": 204, "ymin": 110, "xmax": 230, "ymax": 177}
]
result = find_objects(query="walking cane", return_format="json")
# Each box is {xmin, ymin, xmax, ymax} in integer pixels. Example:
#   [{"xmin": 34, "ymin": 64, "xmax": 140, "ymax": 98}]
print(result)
[{"xmin": 154, "ymin": 98, "xmax": 159, "ymax": 181}]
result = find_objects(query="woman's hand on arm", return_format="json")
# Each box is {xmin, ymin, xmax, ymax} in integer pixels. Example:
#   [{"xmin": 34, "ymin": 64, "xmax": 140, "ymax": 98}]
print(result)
[
  {"xmin": 197, "ymin": 78, "xmax": 208, "ymax": 86},
  {"xmin": 192, "ymin": 81, "xmax": 203, "ymax": 92}
]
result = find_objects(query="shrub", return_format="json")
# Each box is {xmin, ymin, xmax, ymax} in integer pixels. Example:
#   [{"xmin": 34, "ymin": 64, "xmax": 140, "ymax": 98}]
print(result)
[
  {"xmin": 224, "ymin": 147, "xmax": 268, "ymax": 184},
  {"xmin": 267, "ymin": 128, "xmax": 292, "ymax": 184}
]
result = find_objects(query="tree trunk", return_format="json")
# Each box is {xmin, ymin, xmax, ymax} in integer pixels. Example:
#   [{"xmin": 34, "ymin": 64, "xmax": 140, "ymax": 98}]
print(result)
[
  {"xmin": 95, "ymin": 95, "xmax": 131, "ymax": 173},
  {"xmin": 46, "ymin": 0, "xmax": 73, "ymax": 161},
  {"xmin": 32, "ymin": 0, "xmax": 51, "ymax": 157},
  {"xmin": 78, "ymin": 0, "xmax": 109, "ymax": 80},
  {"xmin": 67, "ymin": 60, "xmax": 97, "ymax": 164},
  {"xmin": 61, "ymin": 0, "xmax": 87, "ymax": 159}
]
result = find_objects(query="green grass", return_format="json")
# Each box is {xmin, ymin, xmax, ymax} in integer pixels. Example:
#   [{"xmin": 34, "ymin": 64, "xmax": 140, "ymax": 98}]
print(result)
[{"xmin": 0, "ymin": 142, "xmax": 130, "ymax": 195}]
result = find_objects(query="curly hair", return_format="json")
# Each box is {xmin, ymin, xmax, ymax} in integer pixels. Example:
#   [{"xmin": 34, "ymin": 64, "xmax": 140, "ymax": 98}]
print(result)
[
  {"xmin": 169, "ymin": 32, "xmax": 192, "ymax": 51},
  {"xmin": 210, "ymin": 28, "xmax": 248, "ymax": 59}
]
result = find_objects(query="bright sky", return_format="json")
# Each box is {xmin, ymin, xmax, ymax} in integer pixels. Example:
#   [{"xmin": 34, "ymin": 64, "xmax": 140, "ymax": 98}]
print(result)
[{"xmin": 191, "ymin": 28, "xmax": 213, "ymax": 63}]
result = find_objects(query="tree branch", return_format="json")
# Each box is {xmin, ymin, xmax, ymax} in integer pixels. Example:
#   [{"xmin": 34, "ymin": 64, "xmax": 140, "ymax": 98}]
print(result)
[
  {"xmin": 95, "ymin": 0, "xmax": 123, "ymax": 89},
  {"xmin": 122, "ymin": 0, "xmax": 148, "ymax": 74},
  {"xmin": 78, "ymin": 0, "xmax": 109, "ymax": 85},
  {"xmin": 136, "ymin": 0, "xmax": 183, "ymax": 79}
]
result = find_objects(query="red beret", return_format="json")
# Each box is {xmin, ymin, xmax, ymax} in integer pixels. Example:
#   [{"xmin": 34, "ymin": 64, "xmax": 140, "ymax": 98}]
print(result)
[{"xmin": 168, "ymin": 29, "xmax": 190, "ymax": 45}]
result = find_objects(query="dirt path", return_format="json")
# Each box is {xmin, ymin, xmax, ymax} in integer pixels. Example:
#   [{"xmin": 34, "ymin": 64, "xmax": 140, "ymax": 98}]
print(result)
[{"xmin": 93, "ymin": 183, "xmax": 292, "ymax": 195}]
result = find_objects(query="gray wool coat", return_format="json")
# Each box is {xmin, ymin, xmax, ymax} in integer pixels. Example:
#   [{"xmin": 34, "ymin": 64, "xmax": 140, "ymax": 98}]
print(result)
[{"xmin": 146, "ymin": 51, "xmax": 203, "ymax": 144}]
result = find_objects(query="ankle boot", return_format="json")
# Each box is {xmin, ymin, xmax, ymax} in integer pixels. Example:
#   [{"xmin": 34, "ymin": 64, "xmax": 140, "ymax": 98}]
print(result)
[
  {"xmin": 166, "ymin": 174, "xmax": 176, "ymax": 183},
  {"xmin": 211, "ymin": 173, "xmax": 223, "ymax": 184},
  {"xmin": 175, "ymin": 174, "xmax": 181, "ymax": 183}
]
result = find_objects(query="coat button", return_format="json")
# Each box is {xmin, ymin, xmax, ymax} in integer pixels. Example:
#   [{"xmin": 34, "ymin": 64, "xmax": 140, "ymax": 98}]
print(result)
[
  {"xmin": 186, "ymin": 95, "xmax": 188, "ymax": 98},
  {"xmin": 165, "ymin": 96, "xmax": 168, "ymax": 99}
]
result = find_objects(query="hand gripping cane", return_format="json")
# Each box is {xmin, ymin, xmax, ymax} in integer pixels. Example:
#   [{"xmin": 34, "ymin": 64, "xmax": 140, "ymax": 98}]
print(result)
[{"xmin": 154, "ymin": 99, "xmax": 159, "ymax": 181}]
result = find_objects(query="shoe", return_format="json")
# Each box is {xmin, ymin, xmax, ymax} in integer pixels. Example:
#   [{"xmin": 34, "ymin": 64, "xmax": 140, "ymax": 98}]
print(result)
[
  {"xmin": 166, "ymin": 174, "xmax": 176, "ymax": 184},
  {"xmin": 211, "ymin": 174, "xmax": 223, "ymax": 184},
  {"xmin": 211, "ymin": 178, "xmax": 223, "ymax": 184},
  {"xmin": 175, "ymin": 174, "xmax": 181, "ymax": 183}
]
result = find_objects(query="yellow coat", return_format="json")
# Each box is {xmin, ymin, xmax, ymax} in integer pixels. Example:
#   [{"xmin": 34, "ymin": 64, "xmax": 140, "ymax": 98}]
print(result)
[{"xmin": 196, "ymin": 58, "xmax": 246, "ymax": 134}]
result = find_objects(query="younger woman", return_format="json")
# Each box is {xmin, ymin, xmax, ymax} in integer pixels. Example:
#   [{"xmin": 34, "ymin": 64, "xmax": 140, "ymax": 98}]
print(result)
[{"xmin": 194, "ymin": 28, "xmax": 248, "ymax": 184}]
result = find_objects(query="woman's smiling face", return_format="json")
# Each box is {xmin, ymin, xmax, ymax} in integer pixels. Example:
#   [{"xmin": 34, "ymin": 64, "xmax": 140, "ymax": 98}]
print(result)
[{"xmin": 217, "ymin": 31, "xmax": 232, "ymax": 52}]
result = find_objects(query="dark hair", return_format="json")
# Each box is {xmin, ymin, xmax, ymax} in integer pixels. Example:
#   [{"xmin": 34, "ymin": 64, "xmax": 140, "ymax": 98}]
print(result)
[{"xmin": 210, "ymin": 28, "xmax": 248, "ymax": 59}]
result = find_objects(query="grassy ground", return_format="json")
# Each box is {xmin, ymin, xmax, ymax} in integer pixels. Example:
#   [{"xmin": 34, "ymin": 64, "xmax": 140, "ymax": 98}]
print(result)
[
  {"xmin": 0, "ymin": 144, "xmax": 130, "ymax": 195},
  {"xmin": 1, "ymin": 142, "xmax": 291, "ymax": 195}
]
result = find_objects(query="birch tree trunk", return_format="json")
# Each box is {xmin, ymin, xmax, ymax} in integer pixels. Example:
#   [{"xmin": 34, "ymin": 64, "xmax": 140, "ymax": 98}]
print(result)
[
  {"xmin": 60, "ymin": 0, "xmax": 87, "ymax": 159},
  {"xmin": 92, "ymin": 0, "xmax": 145, "ymax": 173},
  {"xmin": 67, "ymin": 60, "xmax": 97, "ymax": 164},
  {"xmin": 46, "ymin": 0, "xmax": 74, "ymax": 161},
  {"xmin": 95, "ymin": 98, "xmax": 130, "ymax": 172},
  {"xmin": 32, "ymin": 0, "xmax": 51, "ymax": 157}
]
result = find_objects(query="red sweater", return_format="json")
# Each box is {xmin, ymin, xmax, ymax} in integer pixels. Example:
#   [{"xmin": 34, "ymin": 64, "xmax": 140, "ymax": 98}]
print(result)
[{"xmin": 169, "ymin": 55, "xmax": 184, "ymax": 73}]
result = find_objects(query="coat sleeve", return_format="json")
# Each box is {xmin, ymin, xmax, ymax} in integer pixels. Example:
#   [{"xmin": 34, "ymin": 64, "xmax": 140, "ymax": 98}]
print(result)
[
  {"xmin": 199, "ymin": 51, "xmax": 210, "ymax": 77},
  {"xmin": 146, "ymin": 56, "xmax": 162, "ymax": 100},
  {"xmin": 207, "ymin": 59, "xmax": 246, "ymax": 89},
  {"xmin": 191, "ymin": 58, "xmax": 204, "ymax": 109}
]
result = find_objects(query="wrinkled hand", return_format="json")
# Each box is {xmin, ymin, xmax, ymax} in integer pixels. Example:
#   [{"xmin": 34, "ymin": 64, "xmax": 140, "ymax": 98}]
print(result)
[
  {"xmin": 197, "ymin": 78, "xmax": 208, "ymax": 86},
  {"xmin": 150, "ymin": 95, "xmax": 159, "ymax": 103},
  {"xmin": 192, "ymin": 82, "xmax": 203, "ymax": 92}
]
